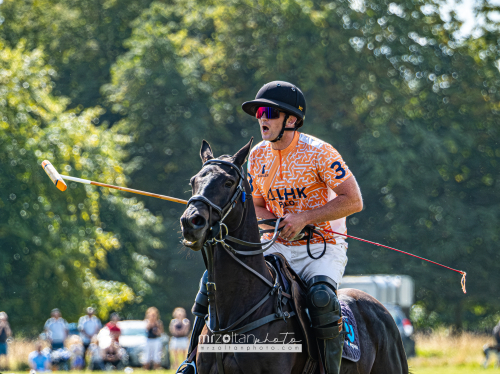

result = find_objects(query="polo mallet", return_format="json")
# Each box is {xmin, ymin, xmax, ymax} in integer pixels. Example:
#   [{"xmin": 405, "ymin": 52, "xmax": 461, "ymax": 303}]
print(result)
[{"xmin": 41, "ymin": 160, "xmax": 188, "ymax": 204}]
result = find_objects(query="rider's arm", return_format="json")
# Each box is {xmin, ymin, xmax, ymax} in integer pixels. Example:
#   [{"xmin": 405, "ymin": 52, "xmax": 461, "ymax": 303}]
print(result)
[
  {"xmin": 279, "ymin": 175, "xmax": 363, "ymax": 240},
  {"xmin": 306, "ymin": 175, "xmax": 363, "ymax": 223}
]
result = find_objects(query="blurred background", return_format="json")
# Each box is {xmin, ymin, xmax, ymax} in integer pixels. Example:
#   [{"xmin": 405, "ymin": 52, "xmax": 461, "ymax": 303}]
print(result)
[{"xmin": 1, "ymin": 0, "xmax": 500, "ymax": 368}]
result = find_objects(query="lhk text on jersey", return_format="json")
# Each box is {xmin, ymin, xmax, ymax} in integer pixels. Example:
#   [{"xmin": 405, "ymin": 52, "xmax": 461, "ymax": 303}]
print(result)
[{"xmin": 247, "ymin": 131, "xmax": 352, "ymax": 247}]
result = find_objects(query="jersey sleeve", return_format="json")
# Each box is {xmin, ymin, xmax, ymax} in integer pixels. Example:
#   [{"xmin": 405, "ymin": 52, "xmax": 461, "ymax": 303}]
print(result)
[
  {"xmin": 317, "ymin": 144, "xmax": 352, "ymax": 190},
  {"xmin": 247, "ymin": 152, "xmax": 263, "ymax": 199}
]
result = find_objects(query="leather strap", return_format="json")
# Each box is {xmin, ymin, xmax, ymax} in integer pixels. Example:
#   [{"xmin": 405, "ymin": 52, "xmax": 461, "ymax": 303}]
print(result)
[
  {"xmin": 216, "ymin": 351, "xmax": 224, "ymax": 374},
  {"xmin": 311, "ymin": 311, "xmax": 341, "ymax": 327},
  {"xmin": 224, "ymin": 217, "xmax": 283, "ymax": 254},
  {"xmin": 305, "ymin": 226, "xmax": 327, "ymax": 260},
  {"xmin": 222, "ymin": 311, "xmax": 296, "ymax": 336}
]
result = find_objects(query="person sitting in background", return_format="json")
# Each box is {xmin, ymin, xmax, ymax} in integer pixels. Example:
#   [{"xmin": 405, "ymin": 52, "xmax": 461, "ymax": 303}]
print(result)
[
  {"xmin": 67, "ymin": 335, "xmax": 85, "ymax": 370},
  {"xmin": 102, "ymin": 333, "xmax": 126, "ymax": 370},
  {"xmin": 0, "ymin": 312, "xmax": 12, "ymax": 370},
  {"xmin": 28, "ymin": 342, "xmax": 51, "ymax": 372},
  {"xmin": 78, "ymin": 307, "xmax": 102, "ymax": 357},
  {"xmin": 143, "ymin": 307, "xmax": 164, "ymax": 370},
  {"xmin": 169, "ymin": 308, "xmax": 190, "ymax": 371},
  {"xmin": 87, "ymin": 335, "xmax": 104, "ymax": 371},
  {"xmin": 105, "ymin": 313, "xmax": 121, "ymax": 342},
  {"xmin": 44, "ymin": 308, "xmax": 68, "ymax": 350},
  {"xmin": 483, "ymin": 320, "xmax": 500, "ymax": 368}
]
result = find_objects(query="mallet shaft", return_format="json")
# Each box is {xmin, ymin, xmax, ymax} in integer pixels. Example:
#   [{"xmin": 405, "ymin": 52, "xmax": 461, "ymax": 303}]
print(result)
[{"xmin": 60, "ymin": 175, "xmax": 188, "ymax": 204}]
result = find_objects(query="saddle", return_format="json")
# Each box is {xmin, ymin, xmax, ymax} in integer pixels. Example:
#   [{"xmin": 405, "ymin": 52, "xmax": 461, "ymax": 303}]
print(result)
[{"xmin": 265, "ymin": 252, "xmax": 321, "ymax": 374}]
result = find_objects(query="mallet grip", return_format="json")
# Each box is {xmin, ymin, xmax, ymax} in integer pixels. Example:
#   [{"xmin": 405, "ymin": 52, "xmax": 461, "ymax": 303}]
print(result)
[{"xmin": 42, "ymin": 160, "xmax": 67, "ymax": 191}]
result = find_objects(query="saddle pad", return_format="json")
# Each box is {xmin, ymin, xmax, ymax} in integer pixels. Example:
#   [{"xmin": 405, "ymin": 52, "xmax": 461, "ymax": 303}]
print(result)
[{"xmin": 340, "ymin": 300, "xmax": 361, "ymax": 362}]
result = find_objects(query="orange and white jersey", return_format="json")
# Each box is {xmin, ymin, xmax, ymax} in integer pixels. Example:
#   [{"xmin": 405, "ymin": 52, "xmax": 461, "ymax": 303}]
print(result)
[{"xmin": 247, "ymin": 131, "xmax": 352, "ymax": 246}]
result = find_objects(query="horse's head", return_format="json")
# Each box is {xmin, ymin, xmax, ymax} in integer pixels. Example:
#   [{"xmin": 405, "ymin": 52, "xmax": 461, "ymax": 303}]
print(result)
[{"xmin": 180, "ymin": 138, "xmax": 253, "ymax": 251}]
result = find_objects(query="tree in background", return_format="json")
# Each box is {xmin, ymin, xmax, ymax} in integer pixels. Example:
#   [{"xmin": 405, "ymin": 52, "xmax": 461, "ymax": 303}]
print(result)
[
  {"xmin": 0, "ymin": 40, "xmax": 165, "ymax": 333},
  {"xmin": 0, "ymin": 0, "xmax": 153, "ymax": 110}
]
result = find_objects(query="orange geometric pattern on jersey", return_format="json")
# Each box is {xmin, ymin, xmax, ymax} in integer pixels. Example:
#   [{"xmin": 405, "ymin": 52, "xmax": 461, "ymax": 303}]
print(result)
[{"xmin": 247, "ymin": 132, "xmax": 352, "ymax": 246}]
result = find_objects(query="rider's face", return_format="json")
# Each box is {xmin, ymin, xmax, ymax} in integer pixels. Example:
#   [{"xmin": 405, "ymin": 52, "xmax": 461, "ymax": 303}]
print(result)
[{"xmin": 258, "ymin": 112, "xmax": 296, "ymax": 141}]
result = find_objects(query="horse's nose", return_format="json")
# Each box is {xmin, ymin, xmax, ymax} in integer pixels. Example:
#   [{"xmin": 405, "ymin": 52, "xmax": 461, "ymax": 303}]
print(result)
[{"xmin": 181, "ymin": 214, "xmax": 207, "ymax": 230}]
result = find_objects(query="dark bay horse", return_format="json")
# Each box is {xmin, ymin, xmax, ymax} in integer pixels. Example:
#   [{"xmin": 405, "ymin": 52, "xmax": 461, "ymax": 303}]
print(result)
[{"xmin": 180, "ymin": 139, "xmax": 409, "ymax": 374}]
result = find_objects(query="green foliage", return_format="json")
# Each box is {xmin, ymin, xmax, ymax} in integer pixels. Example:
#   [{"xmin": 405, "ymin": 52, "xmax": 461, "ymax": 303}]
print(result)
[
  {"xmin": 0, "ymin": 40, "xmax": 164, "ymax": 333},
  {"xmin": 0, "ymin": 0, "xmax": 153, "ymax": 108}
]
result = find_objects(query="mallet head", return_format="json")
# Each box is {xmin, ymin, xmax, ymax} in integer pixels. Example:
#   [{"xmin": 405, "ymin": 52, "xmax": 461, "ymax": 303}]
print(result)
[{"xmin": 41, "ymin": 160, "xmax": 67, "ymax": 191}]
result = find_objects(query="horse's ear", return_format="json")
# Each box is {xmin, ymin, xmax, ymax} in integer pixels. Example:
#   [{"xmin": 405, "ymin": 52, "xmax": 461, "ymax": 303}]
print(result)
[
  {"xmin": 200, "ymin": 140, "xmax": 214, "ymax": 163},
  {"xmin": 231, "ymin": 137, "xmax": 254, "ymax": 168}
]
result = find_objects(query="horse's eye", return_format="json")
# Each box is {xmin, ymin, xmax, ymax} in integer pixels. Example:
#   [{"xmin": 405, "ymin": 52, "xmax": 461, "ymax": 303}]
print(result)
[{"xmin": 225, "ymin": 181, "xmax": 234, "ymax": 188}]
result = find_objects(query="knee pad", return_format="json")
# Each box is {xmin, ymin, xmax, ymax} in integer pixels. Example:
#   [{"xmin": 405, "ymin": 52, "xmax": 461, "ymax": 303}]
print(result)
[
  {"xmin": 306, "ymin": 276, "xmax": 341, "ymax": 340},
  {"xmin": 191, "ymin": 270, "xmax": 209, "ymax": 317}
]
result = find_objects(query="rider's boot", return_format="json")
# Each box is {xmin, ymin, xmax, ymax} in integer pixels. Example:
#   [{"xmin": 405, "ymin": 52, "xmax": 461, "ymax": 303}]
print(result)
[
  {"xmin": 306, "ymin": 276, "xmax": 344, "ymax": 374},
  {"xmin": 176, "ymin": 271, "xmax": 209, "ymax": 374}
]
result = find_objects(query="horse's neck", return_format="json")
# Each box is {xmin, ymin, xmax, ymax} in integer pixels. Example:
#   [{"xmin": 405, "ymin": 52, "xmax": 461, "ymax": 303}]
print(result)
[{"xmin": 213, "ymin": 201, "xmax": 272, "ymax": 327}]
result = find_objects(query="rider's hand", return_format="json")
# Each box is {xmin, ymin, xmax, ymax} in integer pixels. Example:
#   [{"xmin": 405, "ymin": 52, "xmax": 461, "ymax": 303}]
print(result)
[{"xmin": 279, "ymin": 213, "xmax": 309, "ymax": 241}]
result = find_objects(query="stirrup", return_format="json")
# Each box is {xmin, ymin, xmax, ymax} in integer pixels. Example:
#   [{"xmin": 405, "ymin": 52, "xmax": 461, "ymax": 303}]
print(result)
[{"xmin": 176, "ymin": 360, "xmax": 197, "ymax": 374}]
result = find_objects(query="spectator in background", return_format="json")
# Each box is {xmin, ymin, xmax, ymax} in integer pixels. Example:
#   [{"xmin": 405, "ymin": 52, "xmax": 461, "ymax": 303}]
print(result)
[
  {"xmin": 87, "ymin": 336, "xmax": 104, "ymax": 371},
  {"xmin": 44, "ymin": 308, "xmax": 68, "ymax": 350},
  {"xmin": 105, "ymin": 313, "xmax": 121, "ymax": 342},
  {"xmin": 67, "ymin": 335, "xmax": 85, "ymax": 370},
  {"xmin": 143, "ymin": 307, "xmax": 164, "ymax": 370},
  {"xmin": 0, "ymin": 312, "xmax": 12, "ymax": 370},
  {"xmin": 78, "ymin": 307, "xmax": 102, "ymax": 356},
  {"xmin": 494, "ymin": 320, "xmax": 500, "ymax": 347},
  {"xmin": 28, "ymin": 342, "xmax": 51, "ymax": 372},
  {"xmin": 102, "ymin": 322, "xmax": 126, "ymax": 370},
  {"xmin": 169, "ymin": 307, "xmax": 190, "ymax": 371}
]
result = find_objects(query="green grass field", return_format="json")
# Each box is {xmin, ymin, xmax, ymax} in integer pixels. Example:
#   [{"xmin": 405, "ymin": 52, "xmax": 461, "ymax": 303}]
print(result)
[
  {"xmin": 4, "ymin": 330, "xmax": 500, "ymax": 373},
  {"xmin": 410, "ymin": 366, "xmax": 500, "ymax": 373}
]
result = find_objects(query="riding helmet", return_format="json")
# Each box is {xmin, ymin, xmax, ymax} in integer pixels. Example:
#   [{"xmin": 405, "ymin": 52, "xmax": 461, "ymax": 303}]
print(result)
[{"xmin": 242, "ymin": 81, "xmax": 306, "ymax": 128}]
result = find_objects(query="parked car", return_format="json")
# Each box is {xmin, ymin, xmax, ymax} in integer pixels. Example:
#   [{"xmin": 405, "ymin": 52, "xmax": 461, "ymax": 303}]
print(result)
[
  {"xmin": 383, "ymin": 303, "xmax": 415, "ymax": 358},
  {"xmin": 97, "ymin": 320, "xmax": 170, "ymax": 368}
]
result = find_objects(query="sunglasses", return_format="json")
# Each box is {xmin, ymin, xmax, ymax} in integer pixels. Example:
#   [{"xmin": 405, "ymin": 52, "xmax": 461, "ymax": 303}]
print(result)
[{"xmin": 256, "ymin": 107, "xmax": 281, "ymax": 119}]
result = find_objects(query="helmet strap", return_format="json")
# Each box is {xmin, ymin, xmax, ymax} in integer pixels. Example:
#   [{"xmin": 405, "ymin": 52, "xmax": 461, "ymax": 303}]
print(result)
[{"xmin": 270, "ymin": 114, "xmax": 295, "ymax": 143}]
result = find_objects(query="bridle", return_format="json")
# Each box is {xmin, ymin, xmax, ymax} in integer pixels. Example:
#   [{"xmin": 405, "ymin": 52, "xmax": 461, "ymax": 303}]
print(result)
[
  {"xmin": 187, "ymin": 158, "xmax": 284, "ymax": 254},
  {"xmin": 185, "ymin": 158, "xmax": 295, "ymax": 374}
]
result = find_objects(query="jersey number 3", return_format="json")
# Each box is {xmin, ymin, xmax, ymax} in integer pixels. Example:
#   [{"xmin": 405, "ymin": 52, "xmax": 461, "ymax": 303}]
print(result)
[{"xmin": 330, "ymin": 161, "xmax": 346, "ymax": 179}]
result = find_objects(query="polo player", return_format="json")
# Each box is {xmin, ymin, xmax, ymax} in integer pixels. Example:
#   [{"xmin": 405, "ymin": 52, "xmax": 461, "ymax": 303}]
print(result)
[{"xmin": 178, "ymin": 81, "xmax": 363, "ymax": 374}]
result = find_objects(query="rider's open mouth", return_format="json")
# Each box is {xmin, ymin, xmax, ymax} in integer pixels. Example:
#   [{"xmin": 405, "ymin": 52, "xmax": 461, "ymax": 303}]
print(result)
[{"xmin": 261, "ymin": 125, "xmax": 269, "ymax": 133}]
